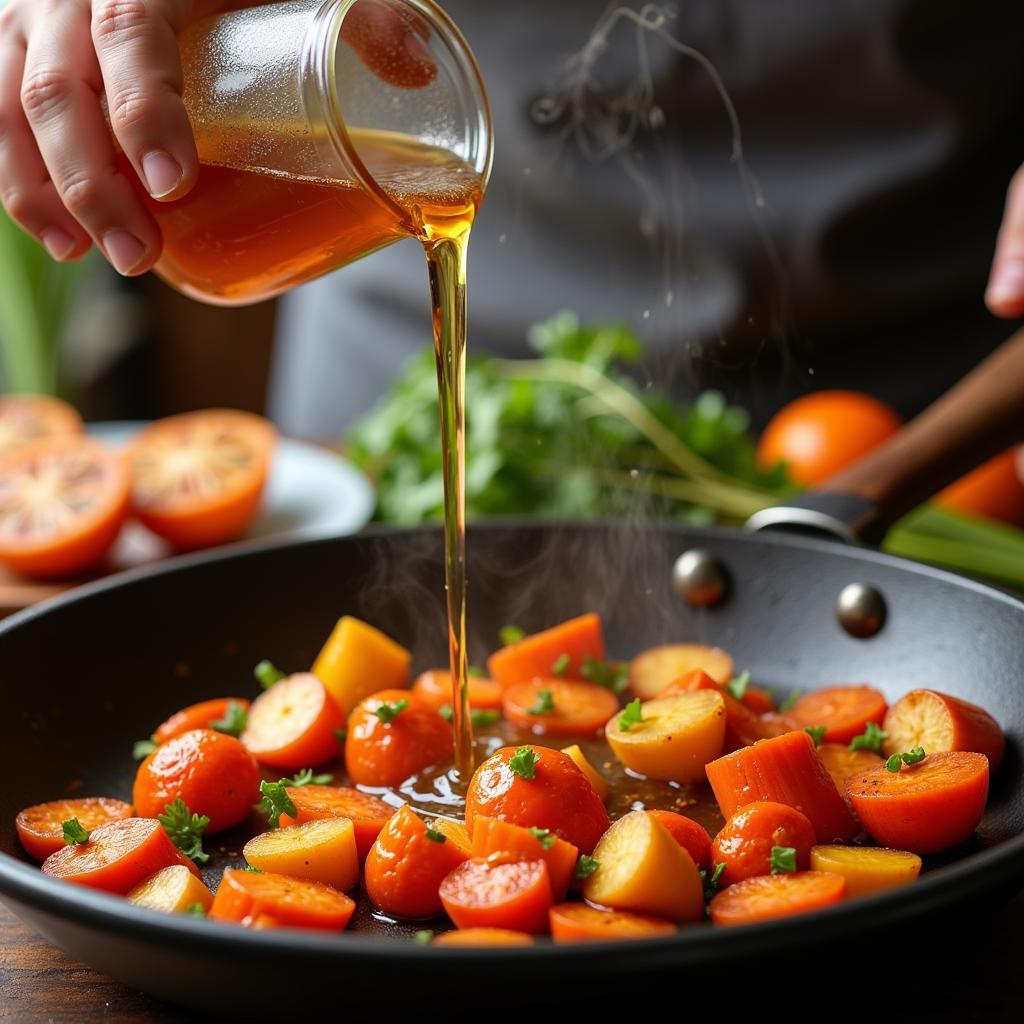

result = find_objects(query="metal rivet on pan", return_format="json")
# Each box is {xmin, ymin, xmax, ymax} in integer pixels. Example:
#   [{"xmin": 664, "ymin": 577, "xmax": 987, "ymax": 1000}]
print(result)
[
  {"xmin": 836, "ymin": 582, "xmax": 887, "ymax": 638},
  {"xmin": 672, "ymin": 548, "xmax": 730, "ymax": 607}
]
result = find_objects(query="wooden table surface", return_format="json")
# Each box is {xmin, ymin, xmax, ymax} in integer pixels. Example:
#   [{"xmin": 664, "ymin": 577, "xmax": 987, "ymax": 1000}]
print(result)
[{"xmin": 3, "ymin": 888, "xmax": 1024, "ymax": 1021}]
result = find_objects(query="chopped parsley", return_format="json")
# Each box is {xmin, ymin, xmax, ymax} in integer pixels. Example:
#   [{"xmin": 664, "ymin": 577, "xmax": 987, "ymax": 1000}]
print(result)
[
  {"xmin": 701, "ymin": 862, "xmax": 726, "ymax": 901},
  {"xmin": 258, "ymin": 779, "xmax": 297, "ymax": 828},
  {"xmin": 725, "ymin": 670, "xmax": 751, "ymax": 701},
  {"xmin": 778, "ymin": 689, "xmax": 801, "ymax": 712},
  {"xmin": 209, "ymin": 700, "xmax": 247, "ymax": 738},
  {"xmin": 468, "ymin": 665, "xmax": 487, "ymax": 678},
  {"xmin": 770, "ymin": 845, "xmax": 797, "ymax": 874},
  {"xmin": 333, "ymin": 727, "xmax": 347, "ymax": 743},
  {"xmin": 499, "ymin": 625, "xmax": 525, "ymax": 646},
  {"xmin": 580, "ymin": 656, "xmax": 629, "ymax": 694},
  {"xmin": 551, "ymin": 653, "xmax": 571, "ymax": 676},
  {"xmin": 886, "ymin": 746, "xmax": 926, "ymax": 772},
  {"xmin": 61, "ymin": 818, "xmax": 90, "ymax": 846},
  {"xmin": 374, "ymin": 697, "xmax": 409, "ymax": 724},
  {"xmin": 574, "ymin": 854, "xmax": 599, "ymax": 879},
  {"xmin": 157, "ymin": 799, "xmax": 210, "ymax": 864},
  {"xmin": 618, "ymin": 698, "xmax": 644, "ymax": 731},
  {"xmin": 528, "ymin": 827, "xmax": 557, "ymax": 850},
  {"xmin": 424, "ymin": 828, "xmax": 447, "ymax": 843},
  {"xmin": 254, "ymin": 659, "xmax": 286, "ymax": 689},
  {"xmin": 414, "ymin": 929, "xmax": 434, "ymax": 945},
  {"xmin": 286, "ymin": 768, "xmax": 333, "ymax": 787},
  {"xmin": 804, "ymin": 725, "xmax": 827, "ymax": 747},
  {"xmin": 527, "ymin": 688, "xmax": 556, "ymax": 715},
  {"xmin": 185, "ymin": 903, "xmax": 206, "ymax": 917},
  {"xmin": 132, "ymin": 737, "xmax": 158, "ymax": 761},
  {"xmin": 508, "ymin": 746, "xmax": 541, "ymax": 780},
  {"xmin": 243, "ymin": 864, "xmax": 263, "ymax": 873},
  {"xmin": 849, "ymin": 721, "xmax": 887, "ymax": 753},
  {"xmin": 471, "ymin": 709, "xmax": 499, "ymax": 728}
]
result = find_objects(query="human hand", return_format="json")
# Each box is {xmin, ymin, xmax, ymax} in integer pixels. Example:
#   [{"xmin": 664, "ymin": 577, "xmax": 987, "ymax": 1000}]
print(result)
[{"xmin": 986, "ymin": 165, "xmax": 1024, "ymax": 318}]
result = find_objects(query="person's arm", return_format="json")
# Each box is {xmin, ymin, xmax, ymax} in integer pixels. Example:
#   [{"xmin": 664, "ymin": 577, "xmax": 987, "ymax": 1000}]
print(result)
[{"xmin": 987, "ymin": 166, "xmax": 1024, "ymax": 319}]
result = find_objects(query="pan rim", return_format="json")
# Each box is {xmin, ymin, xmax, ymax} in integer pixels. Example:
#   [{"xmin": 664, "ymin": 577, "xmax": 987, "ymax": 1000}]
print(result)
[{"xmin": 1, "ymin": 518, "xmax": 1022, "ymax": 965}]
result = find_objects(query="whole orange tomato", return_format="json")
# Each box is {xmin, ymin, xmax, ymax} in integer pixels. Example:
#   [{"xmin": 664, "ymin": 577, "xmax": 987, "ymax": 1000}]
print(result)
[
  {"xmin": 757, "ymin": 391, "xmax": 902, "ymax": 486},
  {"xmin": 937, "ymin": 447, "xmax": 1024, "ymax": 527}
]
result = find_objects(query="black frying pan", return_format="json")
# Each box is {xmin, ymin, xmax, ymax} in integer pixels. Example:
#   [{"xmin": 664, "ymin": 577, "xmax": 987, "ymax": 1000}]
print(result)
[{"xmin": 0, "ymin": 332, "xmax": 1023, "ymax": 1018}]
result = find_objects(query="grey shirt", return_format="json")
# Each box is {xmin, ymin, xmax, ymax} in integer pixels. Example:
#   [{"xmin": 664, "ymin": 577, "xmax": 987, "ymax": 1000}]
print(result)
[{"xmin": 269, "ymin": 0, "xmax": 1024, "ymax": 437}]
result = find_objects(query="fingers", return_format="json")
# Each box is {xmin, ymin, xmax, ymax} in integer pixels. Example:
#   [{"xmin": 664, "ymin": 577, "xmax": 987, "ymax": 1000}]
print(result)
[
  {"xmin": 340, "ymin": 0, "xmax": 437, "ymax": 90},
  {"xmin": 986, "ymin": 166, "xmax": 1024, "ymax": 318},
  {"xmin": 92, "ymin": 0, "xmax": 197, "ymax": 202},
  {"xmin": 20, "ymin": 0, "xmax": 161, "ymax": 274},
  {"xmin": 0, "ymin": 17, "xmax": 91, "ymax": 260}
]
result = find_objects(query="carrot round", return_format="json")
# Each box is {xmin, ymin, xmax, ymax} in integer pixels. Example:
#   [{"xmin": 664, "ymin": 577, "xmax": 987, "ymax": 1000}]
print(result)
[
  {"xmin": 549, "ymin": 903, "xmax": 676, "ymax": 943},
  {"xmin": 439, "ymin": 858, "xmax": 553, "ymax": 934},
  {"xmin": 16, "ymin": 797, "xmax": 133, "ymax": 861},
  {"xmin": 816, "ymin": 743, "xmax": 884, "ymax": 794},
  {"xmin": 486, "ymin": 613, "xmax": 605, "ymax": 686},
  {"xmin": 345, "ymin": 688, "xmax": 452, "ymax": 788},
  {"xmin": 710, "ymin": 871, "xmax": 846, "ymax": 926},
  {"xmin": 364, "ymin": 805, "xmax": 469, "ymax": 919},
  {"xmin": 711, "ymin": 801, "xmax": 816, "ymax": 886},
  {"xmin": 412, "ymin": 669, "xmax": 504, "ymax": 711},
  {"xmin": 471, "ymin": 815, "xmax": 578, "ymax": 900},
  {"xmin": 433, "ymin": 927, "xmax": 534, "ymax": 947},
  {"xmin": 705, "ymin": 730, "xmax": 858, "ymax": 842},
  {"xmin": 646, "ymin": 810, "xmax": 712, "ymax": 871},
  {"xmin": 209, "ymin": 868, "xmax": 354, "ymax": 931},
  {"xmin": 882, "ymin": 690, "xmax": 1005, "ymax": 770},
  {"xmin": 240, "ymin": 673, "xmax": 344, "ymax": 771},
  {"xmin": 153, "ymin": 697, "xmax": 251, "ymax": 744},
  {"xmin": 787, "ymin": 685, "xmax": 887, "ymax": 744},
  {"xmin": 278, "ymin": 785, "xmax": 395, "ymax": 860},
  {"xmin": 628, "ymin": 643, "xmax": 734, "ymax": 700},
  {"xmin": 501, "ymin": 678, "xmax": 619, "ymax": 736},
  {"xmin": 845, "ymin": 751, "xmax": 989, "ymax": 854},
  {"xmin": 41, "ymin": 817, "xmax": 198, "ymax": 894},
  {"xmin": 741, "ymin": 687, "xmax": 777, "ymax": 715},
  {"xmin": 659, "ymin": 669, "xmax": 773, "ymax": 750}
]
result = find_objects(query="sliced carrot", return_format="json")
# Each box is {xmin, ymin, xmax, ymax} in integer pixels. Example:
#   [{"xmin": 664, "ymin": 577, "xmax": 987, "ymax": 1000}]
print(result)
[
  {"xmin": 646, "ymin": 810, "xmax": 712, "ymax": 871},
  {"xmin": 127, "ymin": 864, "xmax": 214, "ymax": 915},
  {"xmin": 16, "ymin": 797, "xmax": 133, "ymax": 862},
  {"xmin": 41, "ymin": 817, "xmax": 198, "ymax": 894},
  {"xmin": 471, "ymin": 815, "xmax": 578, "ymax": 900},
  {"xmin": 0, "ymin": 394, "xmax": 82, "ymax": 457},
  {"xmin": 549, "ymin": 903, "xmax": 676, "ymax": 943},
  {"xmin": 502, "ymin": 678, "xmax": 619, "ymax": 737},
  {"xmin": 429, "ymin": 818, "xmax": 472, "ymax": 855},
  {"xmin": 710, "ymin": 871, "xmax": 846, "ymax": 926},
  {"xmin": 154, "ymin": 697, "xmax": 251, "ymax": 745},
  {"xmin": 711, "ymin": 801, "xmax": 816, "ymax": 886},
  {"xmin": 705, "ymin": 730, "xmax": 858, "ymax": 842},
  {"xmin": 412, "ymin": 669, "xmax": 504, "ymax": 711},
  {"xmin": 345, "ymin": 688, "xmax": 452, "ymax": 788},
  {"xmin": 312, "ymin": 616, "xmax": 411, "ymax": 716},
  {"xmin": 240, "ymin": 673, "xmax": 344, "ymax": 771},
  {"xmin": 809, "ymin": 845, "xmax": 921, "ymax": 899},
  {"xmin": 787, "ymin": 685, "xmax": 888, "ymax": 745},
  {"xmin": 209, "ymin": 868, "xmax": 355, "ymax": 931},
  {"xmin": 816, "ymin": 743, "xmax": 884, "ymax": 795},
  {"xmin": 364, "ymin": 805, "xmax": 469, "ymax": 919},
  {"xmin": 741, "ymin": 687, "xmax": 776, "ymax": 714},
  {"xmin": 659, "ymin": 669, "xmax": 773, "ymax": 750},
  {"xmin": 439, "ymin": 858, "xmax": 553, "ymax": 934},
  {"xmin": 433, "ymin": 927, "xmax": 534, "ymax": 947},
  {"xmin": 628, "ymin": 644, "xmax": 734, "ymax": 701},
  {"xmin": 561, "ymin": 744, "xmax": 609, "ymax": 800},
  {"xmin": 278, "ymin": 785, "xmax": 395, "ymax": 860},
  {"xmin": 882, "ymin": 689, "xmax": 1005, "ymax": 770},
  {"xmin": 845, "ymin": 751, "xmax": 989, "ymax": 854},
  {"xmin": 486, "ymin": 613, "xmax": 605, "ymax": 687}
]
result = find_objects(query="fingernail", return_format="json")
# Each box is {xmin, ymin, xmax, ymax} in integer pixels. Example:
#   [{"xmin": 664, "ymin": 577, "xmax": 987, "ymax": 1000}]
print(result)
[
  {"xmin": 141, "ymin": 150, "xmax": 182, "ymax": 199},
  {"xmin": 40, "ymin": 228, "xmax": 75, "ymax": 261},
  {"xmin": 102, "ymin": 230, "xmax": 146, "ymax": 275},
  {"xmin": 987, "ymin": 257, "xmax": 1024, "ymax": 305}
]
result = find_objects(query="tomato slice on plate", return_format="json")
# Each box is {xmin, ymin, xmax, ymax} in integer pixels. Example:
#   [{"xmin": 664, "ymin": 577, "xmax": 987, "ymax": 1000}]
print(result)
[
  {"xmin": 0, "ymin": 437, "xmax": 128, "ymax": 577},
  {"xmin": 0, "ymin": 394, "xmax": 82, "ymax": 456},
  {"xmin": 125, "ymin": 409, "xmax": 276, "ymax": 550}
]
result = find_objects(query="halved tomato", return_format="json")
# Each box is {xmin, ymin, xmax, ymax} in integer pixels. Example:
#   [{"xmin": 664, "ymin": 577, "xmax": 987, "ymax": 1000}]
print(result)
[
  {"xmin": 124, "ymin": 410, "xmax": 276, "ymax": 550},
  {"xmin": 0, "ymin": 437, "xmax": 128, "ymax": 577},
  {"xmin": 0, "ymin": 394, "xmax": 82, "ymax": 457}
]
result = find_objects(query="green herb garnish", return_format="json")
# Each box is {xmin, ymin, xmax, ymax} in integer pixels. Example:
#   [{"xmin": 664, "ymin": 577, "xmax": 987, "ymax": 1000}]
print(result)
[
  {"xmin": 804, "ymin": 725, "xmax": 827, "ymax": 747},
  {"xmin": 132, "ymin": 737, "xmax": 158, "ymax": 761},
  {"xmin": 243, "ymin": 864, "xmax": 263, "ymax": 873},
  {"xmin": 439, "ymin": 703, "xmax": 454, "ymax": 721},
  {"xmin": 287, "ymin": 768, "xmax": 333, "ymax": 787},
  {"xmin": 258, "ymin": 779, "xmax": 297, "ymax": 828},
  {"xmin": 414, "ymin": 929, "xmax": 434, "ymax": 945},
  {"xmin": 528, "ymin": 688, "xmax": 556, "ymax": 715},
  {"xmin": 701, "ymin": 862, "xmax": 726, "ymax": 901},
  {"xmin": 333, "ymin": 727, "xmax": 347, "ymax": 743},
  {"xmin": 374, "ymin": 697, "xmax": 409, "ymax": 724},
  {"xmin": 209, "ymin": 700, "xmax": 248, "ymax": 738},
  {"xmin": 886, "ymin": 746, "xmax": 926, "ymax": 772},
  {"xmin": 580, "ymin": 656, "xmax": 629, "ymax": 693},
  {"xmin": 499, "ymin": 625, "xmax": 525, "ymax": 646},
  {"xmin": 157, "ymin": 799, "xmax": 210, "ymax": 864},
  {"xmin": 574, "ymin": 854, "xmax": 599, "ymax": 879},
  {"xmin": 468, "ymin": 665, "xmax": 487, "ymax": 677},
  {"xmin": 551, "ymin": 653, "xmax": 571, "ymax": 676},
  {"xmin": 62, "ymin": 818, "xmax": 90, "ymax": 846},
  {"xmin": 618, "ymin": 698, "xmax": 643, "ymax": 731},
  {"xmin": 528, "ymin": 827, "xmax": 557, "ymax": 850},
  {"xmin": 849, "ymin": 721, "xmax": 886, "ymax": 753},
  {"xmin": 770, "ymin": 845, "xmax": 797, "ymax": 874},
  {"xmin": 508, "ymin": 746, "xmax": 541, "ymax": 780},
  {"xmin": 425, "ymin": 829, "xmax": 447, "ymax": 844},
  {"xmin": 471, "ymin": 709, "xmax": 500, "ymax": 728},
  {"xmin": 186, "ymin": 903, "xmax": 206, "ymax": 917},
  {"xmin": 725, "ymin": 670, "xmax": 751, "ymax": 701},
  {"xmin": 254, "ymin": 660, "xmax": 286, "ymax": 689},
  {"xmin": 778, "ymin": 690, "xmax": 800, "ymax": 712}
]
